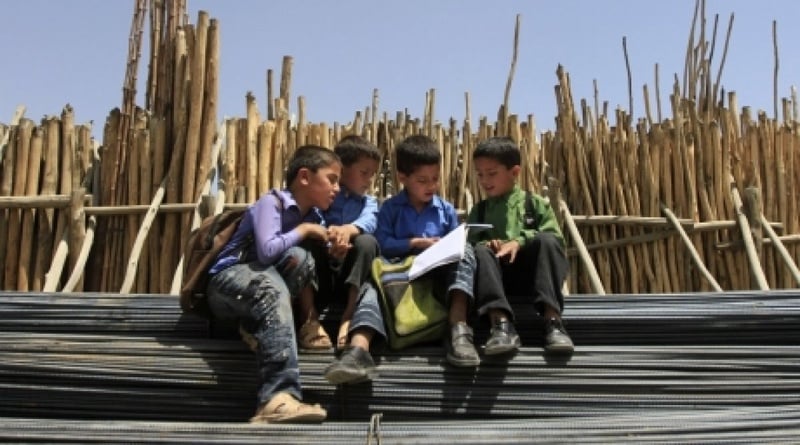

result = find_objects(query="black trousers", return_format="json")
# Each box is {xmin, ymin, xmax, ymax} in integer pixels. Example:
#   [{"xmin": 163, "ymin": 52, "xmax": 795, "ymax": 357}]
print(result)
[
  {"xmin": 314, "ymin": 234, "xmax": 380, "ymax": 303},
  {"xmin": 474, "ymin": 232, "xmax": 568, "ymax": 320}
]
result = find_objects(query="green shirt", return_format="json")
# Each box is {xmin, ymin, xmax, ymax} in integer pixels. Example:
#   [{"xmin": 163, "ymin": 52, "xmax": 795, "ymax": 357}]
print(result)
[{"xmin": 466, "ymin": 185, "xmax": 565, "ymax": 247}]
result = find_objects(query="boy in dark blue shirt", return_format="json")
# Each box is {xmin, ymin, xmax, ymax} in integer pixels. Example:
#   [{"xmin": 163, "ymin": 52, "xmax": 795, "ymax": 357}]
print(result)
[{"xmin": 374, "ymin": 135, "xmax": 517, "ymax": 367}]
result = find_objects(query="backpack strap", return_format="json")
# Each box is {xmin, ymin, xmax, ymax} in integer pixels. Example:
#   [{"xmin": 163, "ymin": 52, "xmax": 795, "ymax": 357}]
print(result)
[
  {"xmin": 476, "ymin": 199, "xmax": 487, "ymax": 224},
  {"xmin": 523, "ymin": 191, "xmax": 538, "ymax": 229}
]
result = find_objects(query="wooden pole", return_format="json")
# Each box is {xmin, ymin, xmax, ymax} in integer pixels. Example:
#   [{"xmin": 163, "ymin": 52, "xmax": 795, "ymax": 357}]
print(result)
[
  {"xmin": 33, "ymin": 117, "xmax": 62, "ymax": 290},
  {"xmin": 181, "ymin": 11, "xmax": 209, "ymax": 253},
  {"xmin": 42, "ymin": 224, "xmax": 69, "ymax": 292},
  {"xmin": 0, "ymin": 124, "xmax": 15, "ymax": 286},
  {"xmin": 559, "ymin": 199, "xmax": 606, "ymax": 294},
  {"xmin": 193, "ymin": 17, "xmax": 219, "ymax": 205},
  {"xmin": 0, "ymin": 105, "xmax": 25, "ymax": 164},
  {"xmin": 661, "ymin": 204, "xmax": 722, "ymax": 291},
  {"xmin": 258, "ymin": 120, "xmax": 275, "ymax": 196},
  {"xmin": 17, "ymin": 125, "xmax": 43, "ymax": 291},
  {"xmin": 167, "ymin": 122, "xmax": 226, "ymax": 296},
  {"xmin": 501, "ymin": 14, "xmax": 521, "ymax": 135},
  {"xmin": 760, "ymin": 213, "xmax": 800, "ymax": 285},
  {"xmin": 4, "ymin": 119, "xmax": 32, "ymax": 289},
  {"xmin": 159, "ymin": 28, "xmax": 189, "ymax": 293},
  {"xmin": 730, "ymin": 184, "xmax": 769, "ymax": 290},
  {"xmin": 246, "ymin": 92, "xmax": 259, "ymax": 202},
  {"xmin": 120, "ymin": 184, "xmax": 166, "ymax": 294}
]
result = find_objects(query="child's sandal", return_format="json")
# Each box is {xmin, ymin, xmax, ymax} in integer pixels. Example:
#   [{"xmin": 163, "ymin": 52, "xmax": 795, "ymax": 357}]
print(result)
[
  {"xmin": 298, "ymin": 320, "xmax": 333, "ymax": 350},
  {"xmin": 250, "ymin": 392, "xmax": 326, "ymax": 423},
  {"xmin": 336, "ymin": 320, "xmax": 351, "ymax": 351}
]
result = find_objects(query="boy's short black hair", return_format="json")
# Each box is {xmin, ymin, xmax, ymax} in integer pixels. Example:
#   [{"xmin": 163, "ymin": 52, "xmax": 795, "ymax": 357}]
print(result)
[
  {"xmin": 286, "ymin": 145, "xmax": 341, "ymax": 186},
  {"xmin": 473, "ymin": 136, "xmax": 521, "ymax": 169},
  {"xmin": 395, "ymin": 135, "xmax": 440, "ymax": 175},
  {"xmin": 334, "ymin": 135, "xmax": 381, "ymax": 166}
]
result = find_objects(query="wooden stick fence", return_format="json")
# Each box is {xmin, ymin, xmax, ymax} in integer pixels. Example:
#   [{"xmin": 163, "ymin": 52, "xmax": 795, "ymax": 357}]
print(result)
[{"xmin": 1, "ymin": 0, "xmax": 798, "ymax": 295}]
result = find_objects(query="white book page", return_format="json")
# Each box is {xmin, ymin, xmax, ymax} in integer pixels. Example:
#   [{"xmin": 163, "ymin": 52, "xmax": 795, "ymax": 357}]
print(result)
[{"xmin": 408, "ymin": 223, "xmax": 467, "ymax": 280}]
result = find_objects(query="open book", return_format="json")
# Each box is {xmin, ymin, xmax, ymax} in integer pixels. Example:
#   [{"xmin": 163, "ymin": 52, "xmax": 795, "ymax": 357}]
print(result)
[{"xmin": 407, "ymin": 223, "xmax": 492, "ymax": 280}]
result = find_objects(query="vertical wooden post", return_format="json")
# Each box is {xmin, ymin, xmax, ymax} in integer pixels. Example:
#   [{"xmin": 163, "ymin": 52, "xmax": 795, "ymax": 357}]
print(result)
[
  {"xmin": 246, "ymin": 92, "xmax": 259, "ymax": 202},
  {"xmin": 731, "ymin": 184, "xmax": 769, "ymax": 290},
  {"xmin": 18, "ymin": 125, "xmax": 43, "ymax": 291}
]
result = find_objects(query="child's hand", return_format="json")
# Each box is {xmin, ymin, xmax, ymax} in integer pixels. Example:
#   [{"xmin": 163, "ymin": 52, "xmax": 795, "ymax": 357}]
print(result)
[
  {"xmin": 298, "ymin": 223, "xmax": 328, "ymax": 242},
  {"xmin": 486, "ymin": 239, "xmax": 504, "ymax": 253},
  {"xmin": 328, "ymin": 242, "xmax": 351, "ymax": 260},
  {"xmin": 410, "ymin": 237, "xmax": 439, "ymax": 251},
  {"xmin": 495, "ymin": 240, "xmax": 521, "ymax": 263},
  {"xmin": 327, "ymin": 225, "xmax": 351, "ymax": 247}
]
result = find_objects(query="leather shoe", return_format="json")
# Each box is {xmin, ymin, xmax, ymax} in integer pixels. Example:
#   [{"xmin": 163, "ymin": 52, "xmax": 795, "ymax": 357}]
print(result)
[
  {"xmin": 323, "ymin": 346, "xmax": 377, "ymax": 385},
  {"xmin": 446, "ymin": 322, "xmax": 480, "ymax": 367},
  {"xmin": 544, "ymin": 317, "xmax": 574, "ymax": 353},
  {"xmin": 484, "ymin": 320, "xmax": 521, "ymax": 355}
]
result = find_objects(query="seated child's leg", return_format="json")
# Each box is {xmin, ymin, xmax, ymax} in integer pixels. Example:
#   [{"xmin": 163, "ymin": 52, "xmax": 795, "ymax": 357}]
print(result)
[
  {"xmin": 513, "ymin": 233, "xmax": 573, "ymax": 353},
  {"xmin": 440, "ymin": 244, "xmax": 480, "ymax": 367},
  {"xmin": 275, "ymin": 246, "xmax": 332, "ymax": 350},
  {"xmin": 208, "ymin": 262, "xmax": 316, "ymax": 420},
  {"xmin": 336, "ymin": 234, "xmax": 380, "ymax": 349},
  {"xmin": 324, "ymin": 282, "xmax": 384, "ymax": 384},
  {"xmin": 474, "ymin": 244, "xmax": 520, "ymax": 355}
]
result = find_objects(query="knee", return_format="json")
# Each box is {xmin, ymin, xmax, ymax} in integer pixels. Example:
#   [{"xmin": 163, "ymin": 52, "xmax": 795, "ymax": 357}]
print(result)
[
  {"xmin": 474, "ymin": 243, "xmax": 494, "ymax": 260},
  {"xmin": 357, "ymin": 282, "xmax": 380, "ymax": 306},
  {"xmin": 283, "ymin": 246, "xmax": 316, "ymax": 272},
  {"xmin": 462, "ymin": 243, "xmax": 477, "ymax": 267},
  {"xmin": 353, "ymin": 234, "xmax": 379, "ymax": 254},
  {"xmin": 533, "ymin": 232, "xmax": 562, "ymax": 251}
]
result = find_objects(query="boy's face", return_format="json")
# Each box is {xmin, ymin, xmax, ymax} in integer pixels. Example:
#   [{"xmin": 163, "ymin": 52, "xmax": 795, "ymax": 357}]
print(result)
[
  {"xmin": 398, "ymin": 164, "xmax": 440, "ymax": 206},
  {"xmin": 341, "ymin": 156, "xmax": 379, "ymax": 196},
  {"xmin": 474, "ymin": 157, "xmax": 520, "ymax": 198},
  {"xmin": 298, "ymin": 162, "xmax": 341, "ymax": 210}
]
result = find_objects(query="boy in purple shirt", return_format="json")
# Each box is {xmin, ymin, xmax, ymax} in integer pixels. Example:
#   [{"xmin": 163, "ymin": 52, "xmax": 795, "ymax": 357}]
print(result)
[
  {"xmin": 373, "ymin": 135, "xmax": 481, "ymax": 367},
  {"xmin": 206, "ymin": 145, "xmax": 340, "ymax": 423}
]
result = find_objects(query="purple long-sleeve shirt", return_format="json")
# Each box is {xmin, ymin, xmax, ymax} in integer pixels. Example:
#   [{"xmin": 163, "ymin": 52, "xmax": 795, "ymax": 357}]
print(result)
[{"xmin": 209, "ymin": 189, "xmax": 324, "ymax": 274}]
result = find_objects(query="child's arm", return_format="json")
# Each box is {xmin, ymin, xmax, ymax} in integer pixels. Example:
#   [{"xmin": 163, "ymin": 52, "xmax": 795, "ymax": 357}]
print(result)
[
  {"xmin": 327, "ymin": 195, "xmax": 378, "ymax": 246},
  {"xmin": 375, "ymin": 202, "xmax": 413, "ymax": 258},
  {"xmin": 350, "ymin": 195, "xmax": 378, "ymax": 235},
  {"xmin": 251, "ymin": 195, "xmax": 326, "ymax": 265}
]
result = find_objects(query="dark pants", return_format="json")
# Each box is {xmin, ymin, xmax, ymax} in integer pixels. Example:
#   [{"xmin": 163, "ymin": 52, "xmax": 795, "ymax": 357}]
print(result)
[
  {"xmin": 206, "ymin": 246, "xmax": 316, "ymax": 405},
  {"xmin": 474, "ymin": 233, "xmax": 568, "ymax": 318},
  {"xmin": 313, "ymin": 234, "xmax": 385, "ymax": 342},
  {"xmin": 315, "ymin": 234, "xmax": 379, "ymax": 303}
]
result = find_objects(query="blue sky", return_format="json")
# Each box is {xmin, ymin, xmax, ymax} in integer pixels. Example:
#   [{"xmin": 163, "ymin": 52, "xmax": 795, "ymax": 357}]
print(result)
[{"xmin": 2, "ymin": 1, "xmax": 799, "ymax": 137}]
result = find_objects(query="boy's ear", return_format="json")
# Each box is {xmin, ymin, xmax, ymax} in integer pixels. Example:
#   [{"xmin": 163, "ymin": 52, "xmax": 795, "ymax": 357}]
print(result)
[
  {"xmin": 511, "ymin": 165, "xmax": 522, "ymax": 177},
  {"xmin": 297, "ymin": 167, "xmax": 311, "ymax": 185}
]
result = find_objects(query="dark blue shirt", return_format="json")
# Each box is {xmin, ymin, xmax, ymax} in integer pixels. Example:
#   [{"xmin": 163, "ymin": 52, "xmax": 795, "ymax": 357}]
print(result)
[
  {"xmin": 323, "ymin": 186, "xmax": 379, "ymax": 234},
  {"xmin": 209, "ymin": 189, "xmax": 324, "ymax": 274},
  {"xmin": 374, "ymin": 189, "xmax": 459, "ymax": 258}
]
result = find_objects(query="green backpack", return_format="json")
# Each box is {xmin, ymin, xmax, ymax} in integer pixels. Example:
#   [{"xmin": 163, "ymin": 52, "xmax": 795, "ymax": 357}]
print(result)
[{"xmin": 371, "ymin": 256, "xmax": 448, "ymax": 350}]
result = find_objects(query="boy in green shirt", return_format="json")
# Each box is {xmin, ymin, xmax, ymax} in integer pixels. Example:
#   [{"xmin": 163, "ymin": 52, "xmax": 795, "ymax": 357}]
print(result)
[{"xmin": 467, "ymin": 137, "xmax": 574, "ymax": 353}]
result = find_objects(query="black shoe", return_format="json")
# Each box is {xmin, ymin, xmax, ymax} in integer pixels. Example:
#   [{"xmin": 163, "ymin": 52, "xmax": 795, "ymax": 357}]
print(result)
[
  {"xmin": 446, "ymin": 322, "xmax": 480, "ymax": 367},
  {"xmin": 323, "ymin": 346, "xmax": 377, "ymax": 384},
  {"xmin": 484, "ymin": 320, "xmax": 521, "ymax": 355},
  {"xmin": 544, "ymin": 317, "xmax": 574, "ymax": 353}
]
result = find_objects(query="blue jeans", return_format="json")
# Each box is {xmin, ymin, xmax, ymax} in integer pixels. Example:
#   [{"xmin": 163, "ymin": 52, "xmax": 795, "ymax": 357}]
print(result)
[
  {"xmin": 426, "ymin": 242, "xmax": 476, "ymax": 307},
  {"xmin": 347, "ymin": 282, "xmax": 387, "ymax": 344},
  {"xmin": 206, "ymin": 246, "xmax": 316, "ymax": 405}
]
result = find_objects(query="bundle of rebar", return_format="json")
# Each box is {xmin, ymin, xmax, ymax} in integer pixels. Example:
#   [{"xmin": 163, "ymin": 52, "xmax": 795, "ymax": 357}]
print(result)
[{"xmin": 0, "ymin": 291, "xmax": 798, "ymax": 443}]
